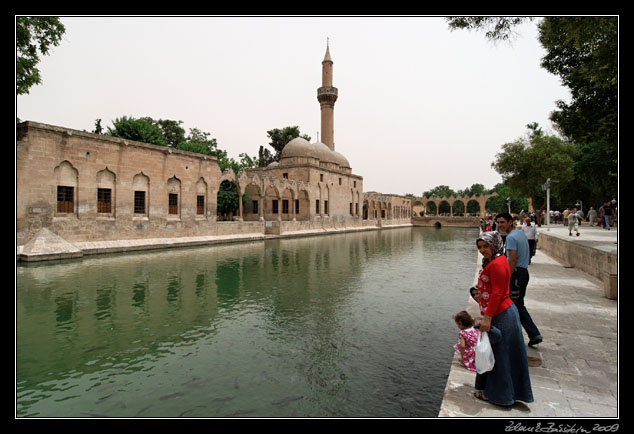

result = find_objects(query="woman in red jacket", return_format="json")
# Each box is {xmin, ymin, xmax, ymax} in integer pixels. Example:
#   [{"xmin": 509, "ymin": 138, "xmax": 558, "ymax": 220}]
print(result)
[{"xmin": 474, "ymin": 231, "xmax": 533, "ymax": 406}]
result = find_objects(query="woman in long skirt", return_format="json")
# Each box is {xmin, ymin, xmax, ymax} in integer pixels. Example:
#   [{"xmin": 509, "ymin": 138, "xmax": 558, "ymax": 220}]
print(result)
[{"xmin": 474, "ymin": 232, "xmax": 533, "ymax": 406}]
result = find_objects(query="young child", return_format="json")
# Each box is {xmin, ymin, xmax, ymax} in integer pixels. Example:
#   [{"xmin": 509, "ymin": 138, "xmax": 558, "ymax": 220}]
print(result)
[{"xmin": 453, "ymin": 310, "xmax": 479, "ymax": 372}]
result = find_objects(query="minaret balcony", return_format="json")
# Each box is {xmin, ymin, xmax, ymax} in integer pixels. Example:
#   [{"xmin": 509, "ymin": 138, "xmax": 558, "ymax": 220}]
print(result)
[{"xmin": 317, "ymin": 86, "xmax": 338, "ymax": 103}]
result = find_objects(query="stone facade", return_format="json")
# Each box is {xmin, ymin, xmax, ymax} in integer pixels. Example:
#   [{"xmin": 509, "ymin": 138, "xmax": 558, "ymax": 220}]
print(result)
[{"xmin": 16, "ymin": 45, "xmax": 412, "ymax": 253}]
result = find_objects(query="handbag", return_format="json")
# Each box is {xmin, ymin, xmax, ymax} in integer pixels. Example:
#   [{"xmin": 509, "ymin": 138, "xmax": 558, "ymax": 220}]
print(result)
[{"xmin": 475, "ymin": 331, "xmax": 495, "ymax": 374}]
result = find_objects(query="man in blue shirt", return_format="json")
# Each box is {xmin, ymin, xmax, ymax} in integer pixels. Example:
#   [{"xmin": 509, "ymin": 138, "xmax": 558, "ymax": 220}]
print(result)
[{"xmin": 496, "ymin": 213, "xmax": 543, "ymax": 347}]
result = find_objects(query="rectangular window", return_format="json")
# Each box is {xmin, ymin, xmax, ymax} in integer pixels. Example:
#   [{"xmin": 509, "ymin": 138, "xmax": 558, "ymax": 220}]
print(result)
[
  {"xmin": 339, "ymin": 178, "xmax": 342, "ymax": 185},
  {"xmin": 320, "ymin": 174, "xmax": 324, "ymax": 182},
  {"xmin": 272, "ymin": 199, "xmax": 279, "ymax": 214},
  {"xmin": 295, "ymin": 199, "xmax": 299, "ymax": 214},
  {"xmin": 350, "ymin": 203, "xmax": 353, "ymax": 215},
  {"xmin": 282, "ymin": 199, "xmax": 289, "ymax": 214},
  {"xmin": 197, "ymin": 195, "xmax": 205, "ymax": 215},
  {"xmin": 355, "ymin": 203, "xmax": 359, "ymax": 215},
  {"xmin": 169, "ymin": 193, "xmax": 178, "ymax": 215},
  {"xmin": 57, "ymin": 186, "xmax": 74, "ymax": 213},
  {"xmin": 134, "ymin": 191, "xmax": 146, "ymax": 214},
  {"xmin": 315, "ymin": 200, "xmax": 320, "ymax": 214},
  {"xmin": 252, "ymin": 200, "xmax": 259, "ymax": 214},
  {"xmin": 97, "ymin": 188, "xmax": 112, "ymax": 213},
  {"xmin": 283, "ymin": 173, "xmax": 288, "ymax": 179},
  {"xmin": 324, "ymin": 200, "xmax": 329, "ymax": 215}
]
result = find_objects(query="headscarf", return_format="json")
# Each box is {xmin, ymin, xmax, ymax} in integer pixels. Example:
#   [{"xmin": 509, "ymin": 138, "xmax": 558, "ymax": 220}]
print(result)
[{"xmin": 476, "ymin": 231, "xmax": 505, "ymax": 268}]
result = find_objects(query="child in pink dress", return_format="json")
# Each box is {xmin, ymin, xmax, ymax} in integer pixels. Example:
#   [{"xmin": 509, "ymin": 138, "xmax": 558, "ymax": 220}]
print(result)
[{"xmin": 453, "ymin": 310, "xmax": 479, "ymax": 372}]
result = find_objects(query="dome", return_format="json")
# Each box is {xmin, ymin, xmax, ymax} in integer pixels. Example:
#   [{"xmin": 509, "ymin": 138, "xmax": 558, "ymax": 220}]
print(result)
[
  {"xmin": 332, "ymin": 150, "xmax": 350, "ymax": 168},
  {"xmin": 280, "ymin": 137, "xmax": 315, "ymax": 159},
  {"xmin": 312, "ymin": 141, "xmax": 338, "ymax": 165}
]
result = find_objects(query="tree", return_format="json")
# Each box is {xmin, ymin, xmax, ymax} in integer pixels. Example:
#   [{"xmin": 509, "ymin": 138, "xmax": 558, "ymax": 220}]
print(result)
[
  {"xmin": 16, "ymin": 17, "xmax": 66, "ymax": 96},
  {"xmin": 157, "ymin": 119, "xmax": 187, "ymax": 147},
  {"xmin": 446, "ymin": 17, "xmax": 533, "ymax": 42},
  {"xmin": 257, "ymin": 126, "xmax": 311, "ymax": 167},
  {"xmin": 106, "ymin": 116, "xmax": 168, "ymax": 147},
  {"xmin": 176, "ymin": 127, "xmax": 218, "ymax": 155},
  {"xmin": 447, "ymin": 16, "xmax": 618, "ymax": 209},
  {"xmin": 92, "ymin": 118, "xmax": 104, "ymax": 134},
  {"xmin": 538, "ymin": 17, "xmax": 617, "ymax": 163},
  {"xmin": 217, "ymin": 180, "xmax": 240, "ymax": 220},
  {"xmin": 423, "ymin": 185, "xmax": 456, "ymax": 198},
  {"xmin": 492, "ymin": 124, "xmax": 577, "ymax": 212}
]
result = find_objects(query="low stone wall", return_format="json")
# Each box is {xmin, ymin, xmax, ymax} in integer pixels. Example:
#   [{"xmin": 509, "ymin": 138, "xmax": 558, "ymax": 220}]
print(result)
[
  {"xmin": 411, "ymin": 215, "xmax": 480, "ymax": 228},
  {"xmin": 537, "ymin": 232, "xmax": 617, "ymax": 300}
]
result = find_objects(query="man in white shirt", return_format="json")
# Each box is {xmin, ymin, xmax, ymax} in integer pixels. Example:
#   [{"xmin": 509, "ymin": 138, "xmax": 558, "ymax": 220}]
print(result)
[{"xmin": 521, "ymin": 218, "xmax": 537, "ymax": 264}]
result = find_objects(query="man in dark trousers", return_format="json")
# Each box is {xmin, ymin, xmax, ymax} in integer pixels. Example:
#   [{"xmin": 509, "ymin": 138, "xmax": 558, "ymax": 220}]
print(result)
[{"xmin": 496, "ymin": 213, "xmax": 543, "ymax": 347}]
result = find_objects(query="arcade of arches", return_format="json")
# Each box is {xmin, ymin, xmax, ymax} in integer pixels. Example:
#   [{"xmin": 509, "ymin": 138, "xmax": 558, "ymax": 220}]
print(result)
[{"xmin": 411, "ymin": 193, "xmax": 498, "ymax": 217}]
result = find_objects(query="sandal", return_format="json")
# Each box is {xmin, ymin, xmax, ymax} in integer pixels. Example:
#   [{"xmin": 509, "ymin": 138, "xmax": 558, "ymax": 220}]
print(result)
[{"xmin": 473, "ymin": 391, "xmax": 489, "ymax": 402}]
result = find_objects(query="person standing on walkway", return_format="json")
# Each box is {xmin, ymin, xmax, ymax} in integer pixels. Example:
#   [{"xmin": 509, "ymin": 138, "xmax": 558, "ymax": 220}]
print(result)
[
  {"xmin": 496, "ymin": 213, "xmax": 543, "ymax": 347},
  {"xmin": 567, "ymin": 208, "xmax": 583, "ymax": 237},
  {"xmin": 587, "ymin": 207, "xmax": 598, "ymax": 226},
  {"xmin": 521, "ymin": 218, "xmax": 537, "ymax": 264},
  {"xmin": 602, "ymin": 201, "xmax": 615, "ymax": 230},
  {"xmin": 473, "ymin": 231, "xmax": 534, "ymax": 405}
]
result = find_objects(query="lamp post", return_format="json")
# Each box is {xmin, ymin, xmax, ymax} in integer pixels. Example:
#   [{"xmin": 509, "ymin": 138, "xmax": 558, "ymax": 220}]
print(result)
[
  {"xmin": 542, "ymin": 178, "xmax": 551, "ymax": 229},
  {"xmin": 506, "ymin": 197, "xmax": 511, "ymax": 214}
]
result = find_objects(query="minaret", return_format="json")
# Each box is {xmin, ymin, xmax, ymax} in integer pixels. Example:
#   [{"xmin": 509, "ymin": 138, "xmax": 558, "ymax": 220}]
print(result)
[{"xmin": 317, "ymin": 39, "xmax": 338, "ymax": 151}]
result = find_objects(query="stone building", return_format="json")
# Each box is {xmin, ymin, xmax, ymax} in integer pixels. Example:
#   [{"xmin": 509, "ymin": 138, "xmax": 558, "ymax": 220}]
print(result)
[{"xmin": 16, "ymin": 44, "xmax": 412, "ymax": 256}]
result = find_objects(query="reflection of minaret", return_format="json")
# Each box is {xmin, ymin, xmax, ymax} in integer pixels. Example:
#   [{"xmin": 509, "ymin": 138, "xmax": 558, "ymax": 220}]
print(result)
[{"xmin": 317, "ymin": 39, "xmax": 338, "ymax": 151}]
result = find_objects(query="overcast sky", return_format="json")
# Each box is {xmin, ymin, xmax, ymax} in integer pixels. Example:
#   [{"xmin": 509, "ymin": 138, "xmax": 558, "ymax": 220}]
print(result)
[{"xmin": 16, "ymin": 16, "xmax": 571, "ymax": 196}]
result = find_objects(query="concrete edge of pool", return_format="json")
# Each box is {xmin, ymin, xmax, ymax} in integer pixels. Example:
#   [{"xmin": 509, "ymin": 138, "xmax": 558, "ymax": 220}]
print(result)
[{"xmin": 17, "ymin": 224, "xmax": 418, "ymax": 262}]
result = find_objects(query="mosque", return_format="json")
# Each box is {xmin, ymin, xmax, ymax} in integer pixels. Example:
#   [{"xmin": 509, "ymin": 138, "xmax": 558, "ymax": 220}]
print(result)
[{"xmin": 16, "ymin": 44, "xmax": 413, "ymax": 260}]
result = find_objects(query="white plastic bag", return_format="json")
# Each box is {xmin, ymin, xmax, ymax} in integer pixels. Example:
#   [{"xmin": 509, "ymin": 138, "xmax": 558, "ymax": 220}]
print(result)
[{"xmin": 475, "ymin": 331, "xmax": 495, "ymax": 374}]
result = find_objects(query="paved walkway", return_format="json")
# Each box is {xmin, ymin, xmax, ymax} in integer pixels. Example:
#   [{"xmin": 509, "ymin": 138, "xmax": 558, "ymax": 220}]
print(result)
[{"xmin": 438, "ymin": 225, "xmax": 618, "ymax": 418}]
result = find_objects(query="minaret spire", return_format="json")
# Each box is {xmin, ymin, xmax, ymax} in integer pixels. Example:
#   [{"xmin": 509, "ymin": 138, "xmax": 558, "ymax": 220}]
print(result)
[{"xmin": 317, "ymin": 39, "xmax": 338, "ymax": 151}]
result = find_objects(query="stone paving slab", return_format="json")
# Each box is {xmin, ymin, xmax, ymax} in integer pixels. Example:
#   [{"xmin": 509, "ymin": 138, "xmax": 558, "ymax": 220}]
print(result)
[{"xmin": 438, "ymin": 229, "xmax": 618, "ymax": 418}]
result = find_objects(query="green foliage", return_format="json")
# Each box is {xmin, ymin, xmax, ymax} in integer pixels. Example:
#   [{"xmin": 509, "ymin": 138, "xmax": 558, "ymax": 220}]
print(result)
[
  {"xmin": 107, "ymin": 116, "xmax": 168, "ymax": 146},
  {"xmin": 257, "ymin": 126, "xmax": 311, "ymax": 167},
  {"xmin": 447, "ymin": 17, "xmax": 618, "ymax": 209},
  {"xmin": 16, "ymin": 17, "xmax": 66, "ymax": 95},
  {"xmin": 538, "ymin": 17, "xmax": 617, "ymax": 151},
  {"xmin": 446, "ymin": 17, "xmax": 532, "ymax": 42},
  {"xmin": 492, "ymin": 124, "xmax": 577, "ymax": 210},
  {"xmin": 217, "ymin": 180, "xmax": 239, "ymax": 220}
]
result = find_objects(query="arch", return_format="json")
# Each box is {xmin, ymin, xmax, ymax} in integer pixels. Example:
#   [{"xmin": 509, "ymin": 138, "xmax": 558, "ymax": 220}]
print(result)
[
  {"xmin": 96, "ymin": 167, "xmax": 116, "ymax": 215},
  {"xmin": 264, "ymin": 185, "xmax": 280, "ymax": 221},
  {"xmin": 438, "ymin": 200, "xmax": 451, "ymax": 215},
  {"xmin": 280, "ymin": 187, "xmax": 294, "ymax": 221},
  {"xmin": 452, "ymin": 200, "xmax": 465, "ymax": 216},
  {"xmin": 217, "ymin": 179, "xmax": 239, "ymax": 221},
  {"xmin": 132, "ymin": 172, "xmax": 150, "ymax": 216},
  {"xmin": 167, "ymin": 176, "xmax": 181, "ymax": 216},
  {"xmin": 196, "ymin": 177, "xmax": 208, "ymax": 218},
  {"xmin": 466, "ymin": 199, "xmax": 481, "ymax": 215},
  {"xmin": 54, "ymin": 161, "xmax": 78, "ymax": 215},
  {"xmin": 243, "ymin": 182, "xmax": 263, "ymax": 221},
  {"xmin": 296, "ymin": 188, "xmax": 310, "ymax": 221}
]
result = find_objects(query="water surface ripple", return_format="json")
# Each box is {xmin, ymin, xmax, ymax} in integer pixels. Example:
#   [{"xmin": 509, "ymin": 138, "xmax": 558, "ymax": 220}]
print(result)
[{"xmin": 17, "ymin": 226, "xmax": 479, "ymax": 417}]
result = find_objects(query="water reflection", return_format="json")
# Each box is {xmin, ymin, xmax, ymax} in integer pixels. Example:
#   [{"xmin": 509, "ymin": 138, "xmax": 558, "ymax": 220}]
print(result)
[{"xmin": 17, "ymin": 227, "xmax": 478, "ymax": 417}]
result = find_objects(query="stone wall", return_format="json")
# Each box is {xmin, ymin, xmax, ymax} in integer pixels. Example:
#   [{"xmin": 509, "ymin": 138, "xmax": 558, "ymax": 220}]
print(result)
[
  {"xmin": 17, "ymin": 122, "xmax": 224, "ymax": 245},
  {"xmin": 537, "ymin": 233, "xmax": 617, "ymax": 299},
  {"xmin": 17, "ymin": 122, "xmax": 413, "ymax": 250}
]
